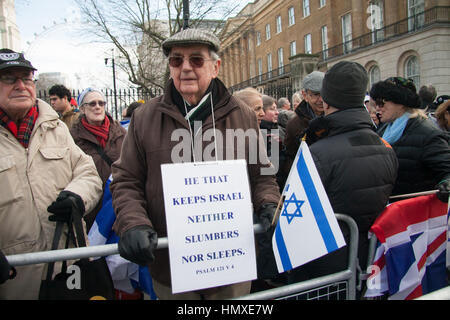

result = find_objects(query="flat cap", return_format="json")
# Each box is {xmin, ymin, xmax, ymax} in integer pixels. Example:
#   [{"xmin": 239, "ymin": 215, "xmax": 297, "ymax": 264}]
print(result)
[
  {"xmin": 162, "ymin": 28, "xmax": 220, "ymax": 57},
  {"xmin": 302, "ymin": 71, "xmax": 325, "ymax": 93}
]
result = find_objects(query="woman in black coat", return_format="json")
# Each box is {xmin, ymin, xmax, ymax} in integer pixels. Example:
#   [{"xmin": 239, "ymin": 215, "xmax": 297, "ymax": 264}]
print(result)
[{"xmin": 370, "ymin": 77, "xmax": 450, "ymax": 201}]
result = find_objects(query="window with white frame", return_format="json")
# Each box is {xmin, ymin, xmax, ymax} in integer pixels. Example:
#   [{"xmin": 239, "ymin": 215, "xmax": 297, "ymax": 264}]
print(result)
[
  {"xmin": 256, "ymin": 31, "xmax": 261, "ymax": 46},
  {"xmin": 408, "ymin": 0, "xmax": 425, "ymax": 30},
  {"xmin": 267, "ymin": 53, "xmax": 273, "ymax": 77},
  {"xmin": 321, "ymin": 25, "xmax": 328, "ymax": 59},
  {"xmin": 288, "ymin": 7, "xmax": 295, "ymax": 26},
  {"xmin": 278, "ymin": 47, "xmax": 284, "ymax": 74},
  {"xmin": 265, "ymin": 24, "xmax": 271, "ymax": 40},
  {"xmin": 342, "ymin": 13, "xmax": 352, "ymax": 53},
  {"xmin": 303, "ymin": 0, "xmax": 310, "ymax": 17},
  {"xmin": 276, "ymin": 15, "xmax": 282, "ymax": 34},
  {"xmin": 290, "ymin": 41, "xmax": 297, "ymax": 56},
  {"xmin": 258, "ymin": 58, "xmax": 263, "ymax": 81},
  {"xmin": 304, "ymin": 33, "xmax": 312, "ymax": 54},
  {"xmin": 405, "ymin": 55, "xmax": 420, "ymax": 87},
  {"xmin": 319, "ymin": 0, "xmax": 326, "ymax": 8},
  {"xmin": 369, "ymin": 65, "xmax": 381, "ymax": 88}
]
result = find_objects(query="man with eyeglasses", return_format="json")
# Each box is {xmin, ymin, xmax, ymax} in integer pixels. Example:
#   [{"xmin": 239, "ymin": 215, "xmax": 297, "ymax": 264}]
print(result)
[
  {"xmin": 281, "ymin": 71, "xmax": 325, "ymax": 185},
  {"xmin": 109, "ymin": 29, "xmax": 280, "ymax": 300},
  {"xmin": 0, "ymin": 49, "xmax": 103, "ymax": 299}
]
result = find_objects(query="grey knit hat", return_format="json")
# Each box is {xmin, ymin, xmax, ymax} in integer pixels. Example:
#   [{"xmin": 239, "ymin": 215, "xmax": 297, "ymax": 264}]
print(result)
[
  {"xmin": 162, "ymin": 28, "xmax": 220, "ymax": 57},
  {"xmin": 321, "ymin": 61, "xmax": 368, "ymax": 109},
  {"xmin": 302, "ymin": 71, "xmax": 325, "ymax": 93}
]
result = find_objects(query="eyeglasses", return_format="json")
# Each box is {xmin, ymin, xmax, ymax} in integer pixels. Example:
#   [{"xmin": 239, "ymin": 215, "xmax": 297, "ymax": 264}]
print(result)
[
  {"xmin": 83, "ymin": 100, "xmax": 106, "ymax": 108},
  {"xmin": 168, "ymin": 55, "xmax": 212, "ymax": 68},
  {"xmin": 0, "ymin": 75, "xmax": 36, "ymax": 86}
]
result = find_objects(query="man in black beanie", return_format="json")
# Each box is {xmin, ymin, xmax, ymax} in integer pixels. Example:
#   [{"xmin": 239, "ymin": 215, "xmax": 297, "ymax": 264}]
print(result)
[{"xmin": 287, "ymin": 61, "xmax": 398, "ymax": 297}]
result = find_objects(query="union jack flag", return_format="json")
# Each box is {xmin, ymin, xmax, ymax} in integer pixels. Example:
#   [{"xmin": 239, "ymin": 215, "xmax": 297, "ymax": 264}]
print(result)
[{"xmin": 365, "ymin": 194, "xmax": 449, "ymax": 300}]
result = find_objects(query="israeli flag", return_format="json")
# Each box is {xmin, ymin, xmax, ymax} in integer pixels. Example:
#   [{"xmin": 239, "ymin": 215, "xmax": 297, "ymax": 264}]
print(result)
[
  {"xmin": 88, "ymin": 119, "xmax": 156, "ymax": 299},
  {"xmin": 272, "ymin": 141, "xmax": 346, "ymax": 273}
]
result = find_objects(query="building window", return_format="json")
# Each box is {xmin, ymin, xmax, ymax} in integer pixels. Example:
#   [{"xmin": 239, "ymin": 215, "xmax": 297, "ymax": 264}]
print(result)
[
  {"xmin": 321, "ymin": 25, "xmax": 328, "ymax": 59},
  {"xmin": 256, "ymin": 31, "xmax": 261, "ymax": 46},
  {"xmin": 278, "ymin": 47, "xmax": 284, "ymax": 74},
  {"xmin": 288, "ymin": 7, "xmax": 295, "ymax": 26},
  {"xmin": 276, "ymin": 15, "xmax": 282, "ymax": 34},
  {"xmin": 304, "ymin": 33, "xmax": 312, "ymax": 54},
  {"xmin": 290, "ymin": 41, "xmax": 297, "ymax": 57},
  {"xmin": 319, "ymin": 0, "xmax": 326, "ymax": 8},
  {"xmin": 369, "ymin": 65, "xmax": 381, "ymax": 88},
  {"xmin": 405, "ymin": 55, "xmax": 420, "ymax": 87},
  {"xmin": 408, "ymin": 0, "xmax": 425, "ymax": 31},
  {"xmin": 303, "ymin": 0, "xmax": 310, "ymax": 17},
  {"xmin": 265, "ymin": 24, "xmax": 271, "ymax": 40},
  {"xmin": 342, "ymin": 13, "xmax": 352, "ymax": 53},
  {"xmin": 369, "ymin": 0, "xmax": 385, "ymax": 43},
  {"xmin": 258, "ymin": 58, "xmax": 263, "ymax": 82},
  {"xmin": 267, "ymin": 53, "xmax": 273, "ymax": 78}
]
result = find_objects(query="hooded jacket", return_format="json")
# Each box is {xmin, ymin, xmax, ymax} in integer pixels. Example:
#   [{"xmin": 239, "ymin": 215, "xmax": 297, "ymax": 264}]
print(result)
[{"xmin": 110, "ymin": 78, "xmax": 280, "ymax": 287}]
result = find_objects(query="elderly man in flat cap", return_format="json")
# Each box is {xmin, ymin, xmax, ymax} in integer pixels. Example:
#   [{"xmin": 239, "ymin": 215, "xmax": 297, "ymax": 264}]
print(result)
[
  {"xmin": 110, "ymin": 29, "xmax": 280, "ymax": 299},
  {"xmin": 0, "ymin": 49, "xmax": 102, "ymax": 299}
]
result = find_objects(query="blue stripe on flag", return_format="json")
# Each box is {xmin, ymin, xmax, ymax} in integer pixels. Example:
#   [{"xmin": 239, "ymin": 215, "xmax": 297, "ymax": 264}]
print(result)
[
  {"xmin": 274, "ymin": 224, "xmax": 292, "ymax": 271},
  {"xmin": 297, "ymin": 150, "xmax": 338, "ymax": 253}
]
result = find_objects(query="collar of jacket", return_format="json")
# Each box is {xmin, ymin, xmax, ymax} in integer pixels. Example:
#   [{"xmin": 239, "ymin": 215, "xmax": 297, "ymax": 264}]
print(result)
[
  {"xmin": 157, "ymin": 78, "xmax": 238, "ymax": 128},
  {"xmin": 71, "ymin": 113, "xmax": 125, "ymax": 146},
  {"xmin": 33, "ymin": 99, "xmax": 60, "ymax": 131},
  {"xmin": 307, "ymin": 108, "xmax": 374, "ymax": 144},
  {"xmin": 260, "ymin": 119, "xmax": 278, "ymax": 130},
  {"xmin": 295, "ymin": 99, "xmax": 318, "ymax": 120}
]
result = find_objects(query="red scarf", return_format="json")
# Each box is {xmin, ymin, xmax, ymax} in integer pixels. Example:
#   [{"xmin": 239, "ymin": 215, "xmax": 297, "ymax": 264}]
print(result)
[
  {"xmin": 0, "ymin": 105, "xmax": 39, "ymax": 148},
  {"xmin": 81, "ymin": 116, "xmax": 110, "ymax": 148}
]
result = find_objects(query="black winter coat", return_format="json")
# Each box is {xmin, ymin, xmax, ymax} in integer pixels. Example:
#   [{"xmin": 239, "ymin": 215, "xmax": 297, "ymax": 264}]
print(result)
[
  {"xmin": 287, "ymin": 108, "xmax": 398, "ymax": 283},
  {"xmin": 377, "ymin": 116, "xmax": 450, "ymax": 196},
  {"xmin": 307, "ymin": 108, "xmax": 398, "ymax": 234}
]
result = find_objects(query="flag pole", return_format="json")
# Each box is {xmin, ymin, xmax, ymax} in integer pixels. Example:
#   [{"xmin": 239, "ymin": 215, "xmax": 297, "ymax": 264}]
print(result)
[
  {"xmin": 389, "ymin": 189, "xmax": 437, "ymax": 199},
  {"xmin": 271, "ymin": 195, "xmax": 285, "ymax": 226}
]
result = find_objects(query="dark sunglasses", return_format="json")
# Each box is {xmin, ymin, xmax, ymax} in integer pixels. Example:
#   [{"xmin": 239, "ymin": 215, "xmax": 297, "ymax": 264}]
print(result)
[
  {"xmin": 386, "ymin": 77, "xmax": 415, "ymax": 90},
  {"xmin": 83, "ymin": 100, "xmax": 106, "ymax": 107},
  {"xmin": 168, "ymin": 55, "xmax": 212, "ymax": 68}
]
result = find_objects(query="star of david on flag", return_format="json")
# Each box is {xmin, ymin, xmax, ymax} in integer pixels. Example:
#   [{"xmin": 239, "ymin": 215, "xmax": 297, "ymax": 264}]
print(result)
[
  {"xmin": 281, "ymin": 192, "xmax": 304, "ymax": 224},
  {"xmin": 272, "ymin": 141, "xmax": 346, "ymax": 273}
]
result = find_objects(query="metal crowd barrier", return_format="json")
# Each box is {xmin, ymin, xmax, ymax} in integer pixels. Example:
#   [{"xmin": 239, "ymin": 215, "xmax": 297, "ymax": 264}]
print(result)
[
  {"xmin": 415, "ymin": 286, "xmax": 450, "ymax": 300},
  {"xmin": 235, "ymin": 213, "xmax": 359, "ymax": 300},
  {"xmin": 6, "ymin": 225, "xmax": 264, "ymax": 267}
]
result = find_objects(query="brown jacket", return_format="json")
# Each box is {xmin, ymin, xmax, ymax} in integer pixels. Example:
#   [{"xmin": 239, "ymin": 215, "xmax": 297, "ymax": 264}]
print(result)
[
  {"xmin": 61, "ymin": 106, "xmax": 80, "ymax": 129},
  {"xmin": 110, "ymin": 79, "xmax": 280, "ymax": 287},
  {"xmin": 70, "ymin": 114, "xmax": 127, "ymax": 230}
]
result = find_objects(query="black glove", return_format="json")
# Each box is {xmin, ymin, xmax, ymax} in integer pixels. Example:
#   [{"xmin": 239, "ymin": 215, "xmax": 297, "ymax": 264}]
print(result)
[
  {"xmin": 47, "ymin": 190, "xmax": 85, "ymax": 223},
  {"xmin": 258, "ymin": 203, "xmax": 278, "ymax": 232},
  {"xmin": 436, "ymin": 179, "xmax": 450, "ymax": 203},
  {"xmin": 118, "ymin": 225, "xmax": 158, "ymax": 266},
  {"xmin": 0, "ymin": 250, "xmax": 16, "ymax": 285}
]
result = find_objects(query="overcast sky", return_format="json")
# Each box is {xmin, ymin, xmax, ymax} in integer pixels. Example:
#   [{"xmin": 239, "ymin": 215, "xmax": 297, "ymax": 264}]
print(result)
[{"xmin": 15, "ymin": 0, "xmax": 249, "ymax": 89}]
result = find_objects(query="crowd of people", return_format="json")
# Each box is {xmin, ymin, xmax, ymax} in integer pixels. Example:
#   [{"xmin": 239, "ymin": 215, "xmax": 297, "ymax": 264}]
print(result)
[{"xmin": 0, "ymin": 26, "xmax": 449, "ymax": 300}]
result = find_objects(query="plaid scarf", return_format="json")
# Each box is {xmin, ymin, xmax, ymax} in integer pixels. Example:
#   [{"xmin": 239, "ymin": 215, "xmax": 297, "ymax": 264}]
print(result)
[
  {"xmin": 0, "ymin": 104, "xmax": 39, "ymax": 148},
  {"xmin": 81, "ymin": 115, "xmax": 110, "ymax": 148}
]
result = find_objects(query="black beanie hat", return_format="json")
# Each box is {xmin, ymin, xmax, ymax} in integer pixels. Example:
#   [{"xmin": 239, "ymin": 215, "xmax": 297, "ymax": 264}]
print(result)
[{"xmin": 321, "ymin": 61, "xmax": 368, "ymax": 109}]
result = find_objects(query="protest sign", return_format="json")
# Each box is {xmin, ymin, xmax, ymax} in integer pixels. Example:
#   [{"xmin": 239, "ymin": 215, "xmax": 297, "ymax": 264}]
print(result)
[{"xmin": 161, "ymin": 160, "xmax": 256, "ymax": 294}]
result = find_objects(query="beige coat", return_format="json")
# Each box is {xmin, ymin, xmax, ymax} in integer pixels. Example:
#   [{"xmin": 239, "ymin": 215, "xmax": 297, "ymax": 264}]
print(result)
[{"xmin": 0, "ymin": 99, "xmax": 103, "ymax": 299}]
